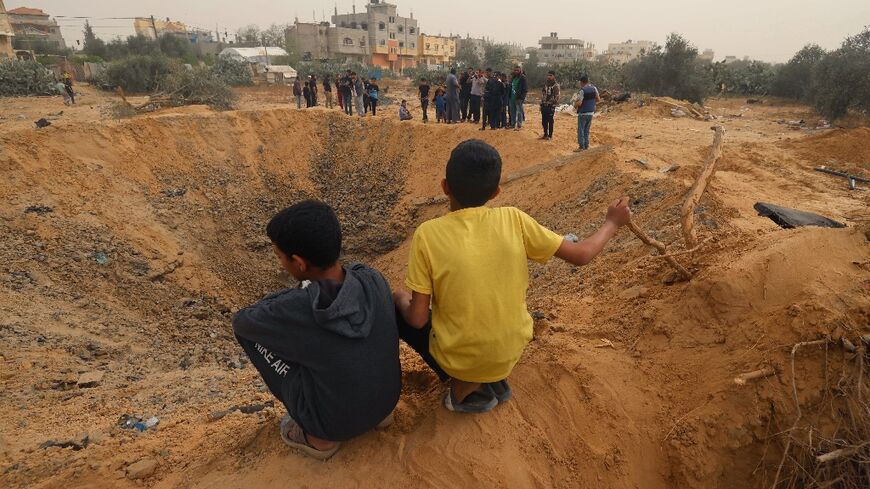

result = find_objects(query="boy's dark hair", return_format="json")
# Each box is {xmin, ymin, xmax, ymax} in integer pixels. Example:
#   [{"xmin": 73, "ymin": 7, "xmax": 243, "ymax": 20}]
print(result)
[
  {"xmin": 548, "ymin": 70, "xmax": 556, "ymax": 75},
  {"xmin": 267, "ymin": 200, "xmax": 342, "ymax": 268},
  {"xmin": 446, "ymin": 140, "xmax": 502, "ymax": 208},
  {"xmin": 580, "ymin": 74, "xmax": 589, "ymax": 83}
]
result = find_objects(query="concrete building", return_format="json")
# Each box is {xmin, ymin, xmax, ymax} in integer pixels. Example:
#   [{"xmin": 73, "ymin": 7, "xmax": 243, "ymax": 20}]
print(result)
[
  {"xmin": 287, "ymin": 21, "xmax": 331, "ymax": 62},
  {"xmin": 723, "ymin": 56, "xmax": 739, "ymax": 64},
  {"xmin": 698, "ymin": 48, "xmax": 715, "ymax": 63},
  {"xmin": 133, "ymin": 17, "xmax": 214, "ymax": 44},
  {"xmin": 604, "ymin": 40, "xmax": 654, "ymax": 64},
  {"xmin": 7, "ymin": 6, "xmax": 65, "ymax": 51},
  {"xmin": 331, "ymin": 0, "xmax": 419, "ymax": 70},
  {"xmin": 0, "ymin": 0, "xmax": 14, "ymax": 59},
  {"xmin": 455, "ymin": 36, "xmax": 487, "ymax": 64},
  {"xmin": 417, "ymin": 34, "xmax": 455, "ymax": 68},
  {"xmin": 538, "ymin": 33, "xmax": 595, "ymax": 64}
]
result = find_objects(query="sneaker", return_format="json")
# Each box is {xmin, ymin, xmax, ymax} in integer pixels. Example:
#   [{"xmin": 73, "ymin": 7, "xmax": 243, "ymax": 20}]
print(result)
[
  {"xmin": 485, "ymin": 380, "xmax": 513, "ymax": 404},
  {"xmin": 573, "ymin": 146, "xmax": 584, "ymax": 152},
  {"xmin": 280, "ymin": 415, "xmax": 341, "ymax": 460},
  {"xmin": 443, "ymin": 387, "xmax": 497, "ymax": 414}
]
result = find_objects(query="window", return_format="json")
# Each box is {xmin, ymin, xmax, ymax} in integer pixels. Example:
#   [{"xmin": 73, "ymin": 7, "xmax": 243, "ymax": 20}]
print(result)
[
  {"xmin": 360, "ymin": 38, "xmax": 366, "ymax": 46},
  {"xmin": 389, "ymin": 16, "xmax": 395, "ymax": 23},
  {"xmin": 340, "ymin": 22, "xmax": 346, "ymax": 27},
  {"xmin": 343, "ymin": 38, "xmax": 353, "ymax": 45},
  {"xmin": 350, "ymin": 22, "xmax": 357, "ymax": 28},
  {"xmin": 390, "ymin": 47, "xmax": 396, "ymax": 54},
  {"xmin": 398, "ymin": 25, "xmax": 403, "ymax": 33},
  {"xmin": 379, "ymin": 39, "xmax": 385, "ymax": 46},
  {"xmin": 411, "ymin": 42, "xmax": 415, "ymax": 48},
  {"xmin": 434, "ymin": 44, "xmax": 439, "ymax": 50},
  {"xmin": 425, "ymin": 43, "xmax": 430, "ymax": 50},
  {"xmin": 410, "ymin": 27, "xmax": 415, "ymax": 34},
  {"xmin": 378, "ymin": 22, "xmax": 385, "ymax": 30},
  {"xmin": 399, "ymin": 42, "xmax": 404, "ymax": 48},
  {"xmin": 361, "ymin": 23, "xmax": 368, "ymax": 30},
  {"xmin": 389, "ymin": 32, "xmax": 395, "ymax": 39}
]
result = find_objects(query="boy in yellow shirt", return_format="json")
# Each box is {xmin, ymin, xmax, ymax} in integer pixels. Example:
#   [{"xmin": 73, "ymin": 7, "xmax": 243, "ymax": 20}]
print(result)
[{"xmin": 394, "ymin": 139, "xmax": 632, "ymax": 413}]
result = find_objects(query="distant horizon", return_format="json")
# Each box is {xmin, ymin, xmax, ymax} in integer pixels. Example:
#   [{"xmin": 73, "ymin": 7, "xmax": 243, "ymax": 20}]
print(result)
[{"xmin": 6, "ymin": 1, "xmax": 869, "ymax": 63}]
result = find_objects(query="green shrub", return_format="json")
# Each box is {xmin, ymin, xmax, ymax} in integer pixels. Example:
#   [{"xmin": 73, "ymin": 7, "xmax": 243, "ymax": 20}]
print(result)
[
  {"xmin": 162, "ymin": 66, "xmax": 237, "ymax": 110},
  {"xmin": 103, "ymin": 55, "xmax": 178, "ymax": 93},
  {"xmin": 810, "ymin": 27, "xmax": 870, "ymax": 120},
  {"xmin": 624, "ymin": 33, "xmax": 710, "ymax": 103},
  {"xmin": 212, "ymin": 57, "xmax": 253, "ymax": 86},
  {"xmin": 0, "ymin": 60, "xmax": 59, "ymax": 97}
]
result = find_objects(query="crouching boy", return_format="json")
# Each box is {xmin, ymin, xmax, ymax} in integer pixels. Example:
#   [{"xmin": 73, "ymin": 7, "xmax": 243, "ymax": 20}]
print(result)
[
  {"xmin": 394, "ymin": 140, "xmax": 631, "ymax": 413},
  {"xmin": 233, "ymin": 200, "xmax": 401, "ymax": 459}
]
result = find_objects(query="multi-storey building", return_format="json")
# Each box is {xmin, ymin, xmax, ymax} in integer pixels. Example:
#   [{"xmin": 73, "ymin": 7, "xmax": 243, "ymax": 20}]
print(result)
[
  {"xmin": 698, "ymin": 49, "xmax": 715, "ymax": 63},
  {"xmin": 417, "ymin": 34, "xmax": 455, "ymax": 68},
  {"xmin": 7, "ymin": 6, "xmax": 65, "ymax": 51},
  {"xmin": 133, "ymin": 17, "xmax": 214, "ymax": 44},
  {"xmin": 604, "ymin": 39, "xmax": 654, "ymax": 64},
  {"xmin": 0, "ymin": 0, "xmax": 14, "ymax": 58},
  {"xmin": 331, "ymin": 0, "xmax": 418, "ymax": 70},
  {"xmin": 538, "ymin": 33, "xmax": 595, "ymax": 64}
]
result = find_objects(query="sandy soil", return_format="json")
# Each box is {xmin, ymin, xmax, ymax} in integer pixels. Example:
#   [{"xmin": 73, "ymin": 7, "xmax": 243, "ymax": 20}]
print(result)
[{"xmin": 0, "ymin": 83, "xmax": 868, "ymax": 489}]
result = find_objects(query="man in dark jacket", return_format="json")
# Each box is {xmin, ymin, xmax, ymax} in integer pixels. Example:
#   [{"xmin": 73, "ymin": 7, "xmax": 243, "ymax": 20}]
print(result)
[
  {"xmin": 339, "ymin": 70, "xmax": 354, "ymax": 116},
  {"xmin": 458, "ymin": 67, "xmax": 473, "ymax": 122},
  {"xmin": 233, "ymin": 201, "xmax": 401, "ymax": 460},
  {"xmin": 481, "ymin": 68, "xmax": 504, "ymax": 130},
  {"xmin": 509, "ymin": 66, "xmax": 528, "ymax": 130}
]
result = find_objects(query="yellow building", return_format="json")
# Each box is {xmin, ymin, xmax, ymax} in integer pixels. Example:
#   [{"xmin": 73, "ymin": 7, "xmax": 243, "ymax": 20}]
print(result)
[
  {"xmin": 0, "ymin": 0, "xmax": 14, "ymax": 59},
  {"xmin": 417, "ymin": 34, "xmax": 455, "ymax": 68}
]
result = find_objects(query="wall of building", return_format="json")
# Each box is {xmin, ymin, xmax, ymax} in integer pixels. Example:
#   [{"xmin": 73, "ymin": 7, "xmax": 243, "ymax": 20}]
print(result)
[
  {"xmin": 287, "ymin": 22, "xmax": 330, "ymax": 61},
  {"xmin": 418, "ymin": 34, "xmax": 455, "ymax": 66},
  {"xmin": 605, "ymin": 40, "xmax": 654, "ymax": 64},
  {"xmin": 0, "ymin": 0, "xmax": 14, "ymax": 58},
  {"xmin": 8, "ymin": 8, "xmax": 65, "ymax": 49},
  {"xmin": 537, "ymin": 33, "xmax": 593, "ymax": 64}
]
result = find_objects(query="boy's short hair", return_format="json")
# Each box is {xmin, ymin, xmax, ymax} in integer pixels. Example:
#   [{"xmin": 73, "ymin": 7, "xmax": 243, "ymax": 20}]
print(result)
[
  {"xmin": 446, "ymin": 140, "xmax": 502, "ymax": 208},
  {"xmin": 580, "ymin": 74, "xmax": 589, "ymax": 83},
  {"xmin": 548, "ymin": 70, "xmax": 556, "ymax": 75},
  {"xmin": 267, "ymin": 200, "xmax": 341, "ymax": 268}
]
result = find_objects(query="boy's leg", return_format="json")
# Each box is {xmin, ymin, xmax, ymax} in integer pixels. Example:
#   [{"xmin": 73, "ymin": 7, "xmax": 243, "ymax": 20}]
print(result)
[
  {"xmin": 395, "ymin": 309, "xmax": 449, "ymax": 382},
  {"xmin": 517, "ymin": 101, "xmax": 525, "ymax": 128}
]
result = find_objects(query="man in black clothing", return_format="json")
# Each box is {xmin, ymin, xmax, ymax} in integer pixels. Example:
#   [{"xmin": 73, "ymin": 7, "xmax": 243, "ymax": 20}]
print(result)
[
  {"xmin": 459, "ymin": 67, "xmax": 473, "ymax": 122},
  {"xmin": 339, "ymin": 70, "xmax": 354, "ymax": 116},
  {"xmin": 481, "ymin": 68, "xmax": 504, "ymax": 130},
  {"xmin": 233, "ymin": 201, "xmax": 400, "ymax": 460},
  {"xmin": 419, "ymin": 78, "xmax": 431, "ymax": 123}
]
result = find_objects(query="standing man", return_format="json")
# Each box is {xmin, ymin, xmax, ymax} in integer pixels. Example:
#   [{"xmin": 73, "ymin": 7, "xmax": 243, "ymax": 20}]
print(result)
[
  {"xmin": 469, "ymin": 69, "xmax": 485, "ymax": 124},
  {"xmin": 62, "ymin": 72, "xmax": 75, "ymax": 105},
  {"xmin": 323, "ymin": 75, "xmax": 334, "ymax": 109},
  {"xmin": 353, "ymin": 73, "xmax": 366, "ymax": 118},
  {"xmin": 445, "ymin": 68, "xmax": 460, "ymax": 124},
  {"xmin": 539, "ymin": 71, "xmax": 560, "ymax": 140},
  {"xmin": 418, "ymin": 78, "xmax": 431, "ymax": 123},
  {"xmin": 510, "ymin": 66, "xmax": 528, "ymax": 130},
  {"xmin": 481, "ymin": 68, "xmax": 504, "ymax": 131},
  {"xmin": 292, "ymin": 77, "xmax": 303, "ymax": 109},
  {"xmin": 340, "ymin": 70, "xmax": 354, "ymax": 116},
  {"xmin": 571, "ymin": 74, "xmax": 601, "ymax": 151},
  {"xmin": 458, "ymin": 67, "xmax": 473, "ymax": 122},
  {"xmin": 309, "ymin": 75, "xmax": 318, "ymax": 107}
]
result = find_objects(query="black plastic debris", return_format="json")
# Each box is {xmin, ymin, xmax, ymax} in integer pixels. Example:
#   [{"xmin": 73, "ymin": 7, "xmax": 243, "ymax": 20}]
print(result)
[
  {"xmin": 24, "ymin": 205, "xmax": 53, "ymax": 215},
  {"xmin": 754, "ymin": 202, "xmax": 846, "ymax": 229},
  {"xmin": 35, "ymin": 118, "xmax": 51, "ymax": 128}
]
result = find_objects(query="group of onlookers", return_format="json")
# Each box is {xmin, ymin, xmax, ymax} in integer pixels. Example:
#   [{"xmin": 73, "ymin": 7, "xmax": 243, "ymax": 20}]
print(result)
[
  {"xmin": 291, "ymin": 65, "xmax": 602, "ymax": 152},
  {"xmin": 292, "ymin": 70, "xmax": 380, "ymax": 117}
]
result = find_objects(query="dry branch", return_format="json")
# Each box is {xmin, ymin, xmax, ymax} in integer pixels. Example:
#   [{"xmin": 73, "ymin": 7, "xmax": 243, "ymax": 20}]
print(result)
[
  {"xmin": 734, "ymin": 366, "xmax": 776, "ymax": 385},
  {"xmin": 680, "ymin": 126, "xmax": 726, "ymax": 248},
  {"xmin": 627, "ymin": 221, "xmax": 692, "ymax": 280}
]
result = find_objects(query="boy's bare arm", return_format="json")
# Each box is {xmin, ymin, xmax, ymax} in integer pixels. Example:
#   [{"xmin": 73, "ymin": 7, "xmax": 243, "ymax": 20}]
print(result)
[
  {"xmin": 554, "ymin": 197, "xmax": 631, "ymax": 266},
  {"xmin": 393, "ymin": 289, "xmax": 431, "ymax": 329}
]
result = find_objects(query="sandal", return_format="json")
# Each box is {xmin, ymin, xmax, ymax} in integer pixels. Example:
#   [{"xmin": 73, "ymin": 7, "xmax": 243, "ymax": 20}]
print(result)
[
  {"xmin": 279, "ymin": 415, "xmax": 341, "ymax": 460},
  {"xmin": 443, "ymin": 387, "xmax": 497, "ymax": 414}
]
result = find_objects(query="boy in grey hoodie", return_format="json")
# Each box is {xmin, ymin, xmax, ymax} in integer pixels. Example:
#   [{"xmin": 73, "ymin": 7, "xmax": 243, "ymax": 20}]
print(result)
[{"xmin": 233, "ymin": 200, "xmax": 400, "ymax": 460}]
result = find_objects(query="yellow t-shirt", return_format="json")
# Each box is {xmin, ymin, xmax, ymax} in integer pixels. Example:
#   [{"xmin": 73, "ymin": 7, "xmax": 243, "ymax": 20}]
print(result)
[{"xmin": 405, "ymin": 206, "xmax": 564, "ymax": 382}]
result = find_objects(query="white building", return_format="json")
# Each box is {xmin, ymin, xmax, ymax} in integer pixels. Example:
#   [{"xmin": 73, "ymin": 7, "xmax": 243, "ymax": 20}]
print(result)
[
  {"xmin": 538, "ymin": 33, "xmax": 595, "ymax": 64},
  {"xmin": 605, "ymin": 40, "xmax": 654, "ymax": 64}
]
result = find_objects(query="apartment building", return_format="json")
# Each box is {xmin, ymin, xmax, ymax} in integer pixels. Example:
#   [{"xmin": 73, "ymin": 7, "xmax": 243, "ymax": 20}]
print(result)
[
  {"xmin": 417, "ymin": 34, "xmax": 455, "ymax": 68},
  {"xmin": 0, "ymin": 0, "xmax": 14, "ymax": 58},
  {"xmin": 538, "ymin": 33, "xmax": 595, "ymax": 64},
  {"xmin": 604, "ymin": 39, "xmax": 654, "ymax": 64},
  {"xmin": 7, "ymin": 6, "xmax": 65, "ymax": 50}
]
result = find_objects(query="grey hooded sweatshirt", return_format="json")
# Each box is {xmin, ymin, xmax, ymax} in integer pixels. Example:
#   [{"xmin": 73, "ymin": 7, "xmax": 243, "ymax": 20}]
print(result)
[{"xmin": 232, "ymin": 263, "xmax": 401, "ymax": 441}]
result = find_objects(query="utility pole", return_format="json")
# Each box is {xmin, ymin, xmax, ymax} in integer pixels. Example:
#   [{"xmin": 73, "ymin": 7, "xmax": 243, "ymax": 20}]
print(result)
[{"xmin": 150, "ymin": 15, "xmax": 162, "ymax": 53}]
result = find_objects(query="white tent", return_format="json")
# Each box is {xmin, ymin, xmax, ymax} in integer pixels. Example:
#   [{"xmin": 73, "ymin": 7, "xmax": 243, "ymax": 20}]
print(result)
[
  {"xmin": 264, "ymin": 65, "xmax": 298, "ymax": 78},
  {"xmin": 219, "ymin": 47, "xmax": 289, "ymax": 66}
]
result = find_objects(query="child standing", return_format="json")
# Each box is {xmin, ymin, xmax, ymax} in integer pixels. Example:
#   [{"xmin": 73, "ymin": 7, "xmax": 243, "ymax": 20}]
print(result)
[
  {"xmin": 434, "ymin": 87, "xmax": 446, "ymax": 123},
  {"xmin": 393, "ymin": 140, "xmax": 631, "ymax": 413},
  {"xmin": 302, "ymin": 81, "xmax": 312, "ymax": 108},
  {"xmin": 368, "ymin": 79, "xmax": 380, "ymax": 116}
]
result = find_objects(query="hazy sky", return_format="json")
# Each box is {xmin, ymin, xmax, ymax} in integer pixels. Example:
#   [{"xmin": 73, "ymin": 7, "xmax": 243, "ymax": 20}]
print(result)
[{"xmin": 8, "ymin": 0, "xmax": 869, "ymax": 62}]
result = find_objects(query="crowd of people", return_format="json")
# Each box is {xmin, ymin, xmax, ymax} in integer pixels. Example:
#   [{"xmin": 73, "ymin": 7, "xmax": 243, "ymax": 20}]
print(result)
[{"xmin": 291, "ymin": 65, "xmax": 602, "ymax": 152}]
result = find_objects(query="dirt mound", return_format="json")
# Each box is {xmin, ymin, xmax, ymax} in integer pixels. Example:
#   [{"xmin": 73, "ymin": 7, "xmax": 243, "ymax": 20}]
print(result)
[
  {"xmin": 784, "ymin": 127, "xmax": 870, "ymax": 173},
  {"xmin": 0, "ymin": 95, "xmax": 868, "ymax": 489}
]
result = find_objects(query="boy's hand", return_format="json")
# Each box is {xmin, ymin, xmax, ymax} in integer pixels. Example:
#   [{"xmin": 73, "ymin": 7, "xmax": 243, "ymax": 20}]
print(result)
[
  {"xmin": 605, "ymin": 196, "xmax": 632, "ymax": 227},
  {"xmin": 392, "ymin": 289, "xmax": 412, "ymax": 308}
]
